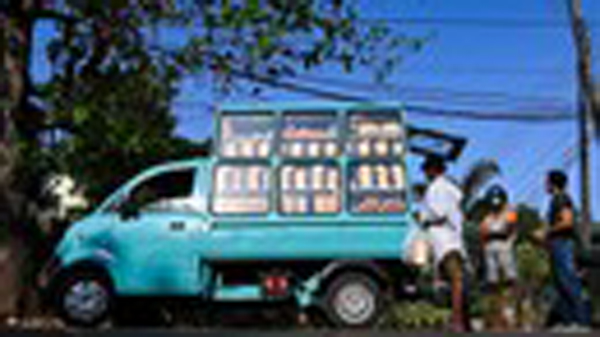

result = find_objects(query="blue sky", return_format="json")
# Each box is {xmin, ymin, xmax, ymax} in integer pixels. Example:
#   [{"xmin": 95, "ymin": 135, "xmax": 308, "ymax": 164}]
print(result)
[{"xmin": 31, "ymin": 0, "xmax": 600, "ymax": 219}]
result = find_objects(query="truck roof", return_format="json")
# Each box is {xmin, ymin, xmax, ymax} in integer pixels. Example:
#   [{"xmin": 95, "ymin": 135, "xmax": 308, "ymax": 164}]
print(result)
[{"xmin": 150, "ymin": 157, "xmax": 212, "ymax": 170}]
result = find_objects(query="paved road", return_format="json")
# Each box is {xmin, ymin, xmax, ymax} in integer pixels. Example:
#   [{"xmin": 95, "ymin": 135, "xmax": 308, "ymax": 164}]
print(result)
[{"xmin": 2, "ymin": 328, "xmax": 598, "ymax": 337}]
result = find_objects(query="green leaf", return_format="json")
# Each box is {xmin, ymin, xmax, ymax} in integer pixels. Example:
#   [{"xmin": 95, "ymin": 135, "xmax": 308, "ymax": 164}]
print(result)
[
  {"xmin": 73, "ymin": 106, "xmax": 90, "ymax": 125},
  {"xmin": 258, "ymin": 34, "xmax": 271, "ymax": 50},
  {"xmin": 247, "ymin": 0, "xmax": 260, "ymax": 14}
]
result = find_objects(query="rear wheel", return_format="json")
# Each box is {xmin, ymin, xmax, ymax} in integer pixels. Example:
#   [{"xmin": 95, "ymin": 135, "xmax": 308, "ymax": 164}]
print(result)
[
  {"xmin": 322, "ymin": 272, "xmax": 384, "ymax": 327},
  {"xmin": 55, "ymin": 270, "xmax": 113, "ymax": 328}
]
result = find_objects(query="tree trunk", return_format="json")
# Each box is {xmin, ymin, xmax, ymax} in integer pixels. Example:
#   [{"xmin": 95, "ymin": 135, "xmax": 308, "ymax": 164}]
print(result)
[{"xmin": 0, "ymin": 0, "xmax": 39, "ymax": 320}]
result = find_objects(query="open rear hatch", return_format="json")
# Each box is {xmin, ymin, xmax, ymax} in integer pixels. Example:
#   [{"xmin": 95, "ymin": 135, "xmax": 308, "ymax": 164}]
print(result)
[{"xmin": 406, "ymin": 125, "xmax": 467, "ymax": 161}]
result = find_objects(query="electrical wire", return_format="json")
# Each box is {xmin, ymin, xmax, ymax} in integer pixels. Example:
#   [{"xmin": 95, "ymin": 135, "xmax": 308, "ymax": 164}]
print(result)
[
  {"xmin": 358, "ymin": 16, "xmax": 600, "ymax": 29},
  {"xmin": 222, "ymin": 69, "xmax": 577, "ymax": 122},
  {"xmin": 513, "ymin": 132, "xmax": 576, "ymax": 202},
  {"xmin": 295, "ymin": 74, "xmax": 573, "ymax": 109}
]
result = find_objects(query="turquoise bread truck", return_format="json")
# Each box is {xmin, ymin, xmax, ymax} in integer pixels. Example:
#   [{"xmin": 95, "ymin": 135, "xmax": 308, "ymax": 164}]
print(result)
[{"xmin": 39, "ymin": 101, "xmax": 466, "ymax": 327}]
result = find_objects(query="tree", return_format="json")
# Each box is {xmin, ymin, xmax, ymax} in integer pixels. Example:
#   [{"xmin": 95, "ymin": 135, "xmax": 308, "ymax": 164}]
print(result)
[
  {"xmin": 461, "ymin": 159, "xmax": 501, "ymax": 213},
  {"xmin": 1, "ymin": 0, "xmax": 417, "ymax": 318},
  {"xmin": 47, "ymin": 63, "xmax": 210, "ymax": 206}
]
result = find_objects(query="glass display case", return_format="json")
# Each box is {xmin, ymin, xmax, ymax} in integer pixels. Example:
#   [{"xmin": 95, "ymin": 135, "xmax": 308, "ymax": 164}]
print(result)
[
  {"xmin": 348, "ymin": 162, "xmax": 406, "ymax": 214},
  {"xmin": 279, "ymin": 112, "xmax": 339, "ymax": 158},
  {"xmin": 213, "ymin": 164, "xmax": 271, "ymax": 214},
  {"xmin": 219, "ymin": 113, "xmax": 274, "ymax": 159},
  {"xmin": 280, "ymin": 164, "xmax": 341, "ymax": 214},
  {"xmin": 347, "ymin": 111, "xmax": 404, "ymax": 158},
  {"xmin": 215, "ymin": 106, "xmax": 410, "ymax": 216}
]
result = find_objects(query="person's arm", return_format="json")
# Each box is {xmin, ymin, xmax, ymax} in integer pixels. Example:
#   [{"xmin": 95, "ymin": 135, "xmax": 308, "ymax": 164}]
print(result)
[
  {"xmin": 549, "ymin": 206, "xmax": 575, "ymax": 235},
  {"xmin": 530, "ymin": 226, "xmax": 548, "ymax": 246},
  {"xmin": 505, "ymin": 209, "xmax": 518, "ymax": 238},
  {"xmin": 419, "ymin": 204, "xmax": 447, "ymax": 229},
  {"xmin": 480, "ymin": 218, "xmax": 489, "ymax": 243}
]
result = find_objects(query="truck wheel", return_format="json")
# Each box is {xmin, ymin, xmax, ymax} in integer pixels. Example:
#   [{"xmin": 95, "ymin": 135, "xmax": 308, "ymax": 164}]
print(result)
[
  {"xmin": 55, "ymin": 270, "xmax": 113, "ymax": 328},
  {"xmin": 323, "ymin": 272, "xmax": 383, "ymax": 327}
]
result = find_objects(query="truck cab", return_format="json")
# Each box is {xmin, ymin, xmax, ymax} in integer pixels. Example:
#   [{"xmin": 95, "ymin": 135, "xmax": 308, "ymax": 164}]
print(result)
[{"xmin": 42, "ymin": 101, "xmax": 465, "ymax": 327}]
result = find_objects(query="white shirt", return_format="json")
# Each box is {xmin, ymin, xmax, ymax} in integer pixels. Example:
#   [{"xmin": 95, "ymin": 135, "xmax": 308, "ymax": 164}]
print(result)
[
  {"xmin": 421, "ymin": 175, "xmax": 466, "ymax": 265},
  {"xmin": 482, "ymin": 209, "xmax": 516, "ymax": 251}
]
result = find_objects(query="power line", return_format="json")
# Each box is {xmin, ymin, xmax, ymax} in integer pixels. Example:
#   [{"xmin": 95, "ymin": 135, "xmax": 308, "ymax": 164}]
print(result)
[
  {"xmin": 173, "ymin": 99, "xmax": 575, "ymax": 122},
  {"xmin": 224, "ymin": 69, "xmax": 575, "ymax": 122},
  {"xmin": 359, "ymin": 16, "xmax": 600, "ymax": 29},
  {"xmin": 513, "ymin": 130, "xmax": 575, "ymax": 201},
  {"xmin": 171, "ymin": 69, "xmax": 575, "ymax": 122},
  {"xmin": 406, "ymin": 104, "xmax": 574, "ymax": 122},
  {"xmin": 520, "ymin": 140, "xmax": 578, "ymax": 204},
  {"xmin": 296, "ymin": 74, "xmax": 573, "ymax": 107},
  {"xmin": 361, "ymin": 66, "xmax": 572, "ymax": 75}
]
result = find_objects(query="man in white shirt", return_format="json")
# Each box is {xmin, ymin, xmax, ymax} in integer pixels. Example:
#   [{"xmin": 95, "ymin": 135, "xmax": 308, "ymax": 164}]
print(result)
[{"xmin": 420, "ymin": 155, "xmax": 468, "ymax": 332}]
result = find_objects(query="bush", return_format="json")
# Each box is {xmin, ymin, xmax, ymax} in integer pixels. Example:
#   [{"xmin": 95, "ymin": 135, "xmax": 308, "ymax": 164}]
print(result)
[
  {"xmin": 383, "ymin": 301, "xmax": 451, "ymax": 330},
  {"xmin": 516, "ymin": 241, "xmax": 550, "ymax": 288}
]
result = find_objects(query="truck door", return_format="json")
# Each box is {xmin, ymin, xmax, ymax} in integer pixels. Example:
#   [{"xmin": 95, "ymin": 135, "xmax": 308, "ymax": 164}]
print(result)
[{"xmin": 109, "ymin": 166, "xmax": 206, "ymax": 295}]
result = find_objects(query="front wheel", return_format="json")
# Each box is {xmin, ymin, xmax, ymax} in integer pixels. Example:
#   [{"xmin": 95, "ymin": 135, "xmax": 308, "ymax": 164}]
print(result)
[
  {"xmin": 322, "ymin": 272, "xmax": 384, "ymax": 327},
  {"xmin": 55, "ymin": 271, "xmax": 113, "ymax": 328}
]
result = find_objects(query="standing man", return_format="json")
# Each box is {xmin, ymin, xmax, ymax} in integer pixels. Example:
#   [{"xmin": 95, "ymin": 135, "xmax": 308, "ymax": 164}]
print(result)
[
  {"xmin": 545, "ymin": 170, "xmax": 589, "ymax": 329},
  {"xmin": 420, "ymin": 155, "xmax": 469, "ymax": 332}
]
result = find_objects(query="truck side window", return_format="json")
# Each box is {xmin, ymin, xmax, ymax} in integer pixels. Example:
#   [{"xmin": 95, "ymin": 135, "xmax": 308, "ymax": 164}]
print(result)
[
  {"xmin": 127, "ymin": 168, "xmax": 196, "ymax": 213},
  {"xmin": 349, "ymin": 163, "xmax": 406, "ymax": 214},
  {"xmin": 280, "ymin": 164, "xmax": 341, "ymax": 215},
  {"xmin": 213, "ymin": 164, "xmax": 270, "ymax": 214}
]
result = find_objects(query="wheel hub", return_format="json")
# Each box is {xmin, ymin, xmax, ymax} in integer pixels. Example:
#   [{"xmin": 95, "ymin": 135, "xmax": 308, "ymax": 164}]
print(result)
[
  {"xmin": 63, "ymin": 280, "xmax": 108, "ymax": 323},
  {"xmin": 333, "ymin": 283, "xmax": 376, "ymax": 325}
]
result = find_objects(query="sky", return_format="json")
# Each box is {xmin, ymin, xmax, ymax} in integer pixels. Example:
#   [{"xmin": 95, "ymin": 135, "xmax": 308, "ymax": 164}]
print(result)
[{"xmin": 31, "ymin": 0, "xmax": 600, "ymax": 220}]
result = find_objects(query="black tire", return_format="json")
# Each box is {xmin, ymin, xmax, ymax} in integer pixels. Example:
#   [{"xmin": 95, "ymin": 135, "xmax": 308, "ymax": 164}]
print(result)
[
  {"xmin": 322, "ymin": 272, "xmax": 384, "ymax": 328},
  {"xmin": 54, "ymin": 270, "xmax": 114, "ymax": 328}
]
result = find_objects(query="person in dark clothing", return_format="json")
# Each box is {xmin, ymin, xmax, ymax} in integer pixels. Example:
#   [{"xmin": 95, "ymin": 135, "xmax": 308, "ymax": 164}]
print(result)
[{"xmin": 544, "ymin": 170, "xmax": 589, "ymax": 329}]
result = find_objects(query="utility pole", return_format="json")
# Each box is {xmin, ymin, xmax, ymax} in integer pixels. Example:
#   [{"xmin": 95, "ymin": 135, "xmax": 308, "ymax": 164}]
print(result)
[{"xmin": 567, "ymin": 0, "xmax": 594, "ymax": 248}]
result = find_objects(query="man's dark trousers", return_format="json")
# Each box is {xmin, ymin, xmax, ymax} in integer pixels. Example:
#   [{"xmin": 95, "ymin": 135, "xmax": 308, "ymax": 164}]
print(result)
[{"xmin": 549, "ymin": 238, "xmax": 589, "ymax": 325}]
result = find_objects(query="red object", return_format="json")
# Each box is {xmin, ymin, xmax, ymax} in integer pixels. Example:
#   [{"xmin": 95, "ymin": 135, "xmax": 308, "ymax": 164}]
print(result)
[{"xmin": 263, "ymin": 275, "xmax": 289, "ymax": 296}]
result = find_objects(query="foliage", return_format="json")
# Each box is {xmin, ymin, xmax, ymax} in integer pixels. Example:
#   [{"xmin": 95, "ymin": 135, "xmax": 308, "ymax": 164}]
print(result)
[
  {"xmin": 461, "ymin": 159, "xmax": 501, "ymax": 211},
  {"xmin": 45, "ymin": 55, "xmax": 210, "ymax": 205},
  {"xmin": 513, "ymin": 205, "xmax": 550, "ymax": 290},
  {"xmin": 515, "ymin": 205, "xmax": 551, "ymax": 326},
  {"xmin": 384, "ymin": 301, "xmax": 451, "ymax": 330},
  {"xmin": 46, "ymin": 0, "xmax": 421, "ymax": 95},
  {"xmin": 514, "ymin": 204, "xmax": 545, "ymax": 241},
  {"xmin": 516, "ymin": 241, "xmax": 551, "ymax": 289}
]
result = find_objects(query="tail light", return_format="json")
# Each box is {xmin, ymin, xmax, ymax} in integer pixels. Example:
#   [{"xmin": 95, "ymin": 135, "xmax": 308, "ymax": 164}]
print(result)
[{"xmin": 263, "ymin": 275, "xmax": 289, "ymax": 297}]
